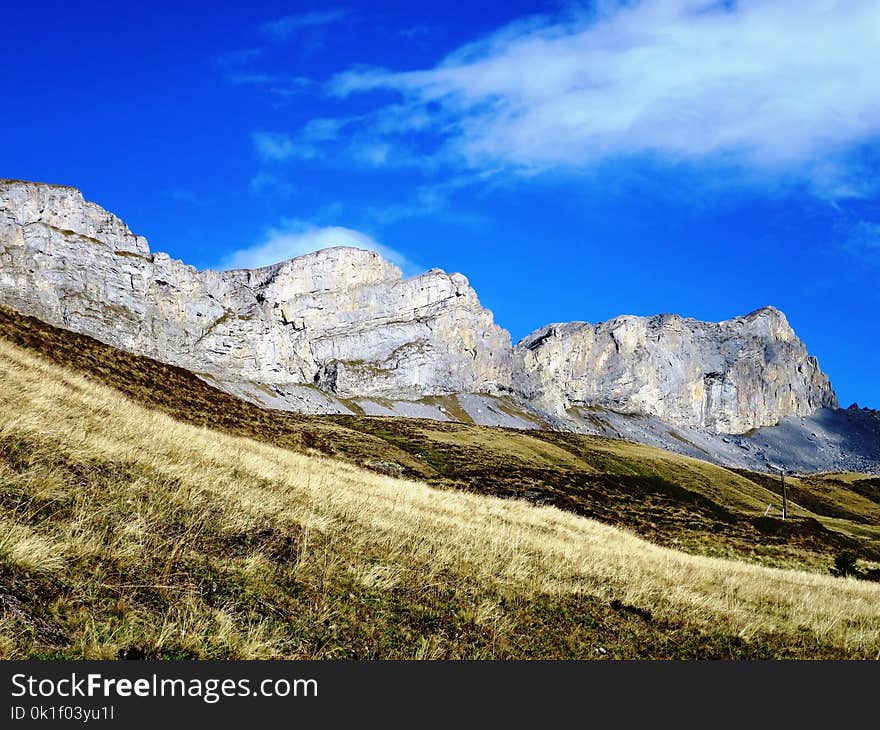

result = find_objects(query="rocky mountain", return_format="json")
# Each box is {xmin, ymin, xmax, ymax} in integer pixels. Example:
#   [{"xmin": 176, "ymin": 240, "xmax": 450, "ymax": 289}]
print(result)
[
  {"xmin": 1, "ymin": 179, "xmax": 857, "ymax": 471},
  {"xmin": 515, "ymin": 310, "xmax": 837, "ymax": 433},
  {"xmin": 0, "ymin": 180, "xmax": 512, "ymax": 414}
]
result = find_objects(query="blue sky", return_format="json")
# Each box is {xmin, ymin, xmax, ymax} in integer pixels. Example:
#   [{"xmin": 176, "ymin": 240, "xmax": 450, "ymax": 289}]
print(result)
[{"xmin": 2, "ymin": 0, "xmax": 878, "ymax": 407}]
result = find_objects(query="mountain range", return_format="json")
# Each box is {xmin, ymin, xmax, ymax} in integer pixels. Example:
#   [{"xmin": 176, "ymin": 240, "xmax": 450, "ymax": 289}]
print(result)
[{"xmin": 1, "ymin": 178, "xmax": 877, "ymax": 474}]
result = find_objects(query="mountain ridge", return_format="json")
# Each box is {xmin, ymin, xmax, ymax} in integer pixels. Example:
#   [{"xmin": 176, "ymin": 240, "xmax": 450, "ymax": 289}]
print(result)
[{"xmin": 0, "ymin": 178, "xmax": 838, "ymax": 439}]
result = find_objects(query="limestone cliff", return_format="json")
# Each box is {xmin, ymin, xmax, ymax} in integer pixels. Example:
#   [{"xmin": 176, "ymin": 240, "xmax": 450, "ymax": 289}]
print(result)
[
  {"xmin": 0, "ymin": 179, "xmax": 838, "ymax": 434},
  {"xmin": 0, "ymin": 180, "xmax": 512, "ymax": 403},
  {"xmin": 515, "ymin": 310, "xmax": 838, "ymax": 433}
]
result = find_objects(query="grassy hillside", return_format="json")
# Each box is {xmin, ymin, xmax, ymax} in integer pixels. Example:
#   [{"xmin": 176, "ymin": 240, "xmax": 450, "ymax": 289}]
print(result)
[
  {"xmin": 2, "ymin": 307, "xmax": 877, "ymax": 574},
  {"xmin": 1, "ymin": 306, "xmax": 879, "ymax": 658}
]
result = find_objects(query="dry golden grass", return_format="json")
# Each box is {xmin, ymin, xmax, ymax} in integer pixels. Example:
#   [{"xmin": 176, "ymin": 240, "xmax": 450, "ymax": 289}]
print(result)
[
  {"xmin": 425, "ymin": 427, "xmax": 598, "ymax": 472},
  {"xmin": 0, "ymin": 519, "xmax": 67, "ymax": 574},
  {"xmin": 4, "ymin": 304, "xmax": 873, "ymax": 576},
  {"xmin": 2, "ymin": 337, "xmax": 879, "ymax": 658}
]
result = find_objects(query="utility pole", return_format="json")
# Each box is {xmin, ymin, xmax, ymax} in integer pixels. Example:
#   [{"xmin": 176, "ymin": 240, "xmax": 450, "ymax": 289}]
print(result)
[
  {"xmin": 780, "ymin": 466, "xmax": 787, "ymax": 521},
  {"xmin": 768, "ymin": 464, "xmax": 788, "ymax": 520}
]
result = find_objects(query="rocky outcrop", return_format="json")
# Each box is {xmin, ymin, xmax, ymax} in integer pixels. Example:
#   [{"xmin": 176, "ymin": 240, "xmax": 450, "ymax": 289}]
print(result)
[
  {"xmin": 515, "ymin": 310, "xmax": 838, "ymax": 433},
  {"xmin": 0, "ymin": 179, "xmax": 839, "ymax": 435},
  {"xmin": 0, "ymin": 179, "xmax": 512, "ymax": 402}
]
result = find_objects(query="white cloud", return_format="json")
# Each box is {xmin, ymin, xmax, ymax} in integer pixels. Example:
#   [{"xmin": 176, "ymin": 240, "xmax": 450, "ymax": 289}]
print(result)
[
  {"xmin": 318, "ymin": 0, "xmax": 880, "ymax": 193},
  {"xmin": 217, "ymin": 222, "xmax": 418, "ymax": 275},
  {"xmin": 261, "ymin": 10, "xmax": 349, "ymax": 39}
]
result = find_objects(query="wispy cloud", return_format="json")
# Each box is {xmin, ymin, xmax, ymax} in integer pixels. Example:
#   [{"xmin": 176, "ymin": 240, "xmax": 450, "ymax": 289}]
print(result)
[
  {"xmin": 162, "ymin": 188, "xmax": 202, "ymax": 204},
  {"xmin": 308, "ymin": 0, "xmax": 880, "ymax": 197},
  {"xmin": 252, "ymin": 118, "xmax": 349, "ymax": 162},
  {"xmin": 228, "ymin": 72, "xmax": 279, "ymax": 86},
  {"xmin": 249, "ymin": 172, "xmax": 297, "ymax": 197},
  {"xmin": 217, "ymin": 221, "xmax": 418, "ymax": 275},
  {"xmin": 261, "ymin": 9, "xmax": 349, "ymax": 39},
  {"xmin": 250, "ymin": 116, "xmax": 429, "ymax": 170},
  {"xmin": 229, "ymin": 73, "xmax": 315, "ymax": 97},
  {"xmin": 360, "ymin": 173, "xmax": 494, "ymax": 228},
  {"xmin": 252, "ymin": 131, "xmax": 314, "ymax": 162},
  {"xmin": 398, "ymin": 25, "xmax": 438, "ymax": 41},
  {"xmin": 841, "ymin": 220, "xmax": 880, "ymax": 260}
]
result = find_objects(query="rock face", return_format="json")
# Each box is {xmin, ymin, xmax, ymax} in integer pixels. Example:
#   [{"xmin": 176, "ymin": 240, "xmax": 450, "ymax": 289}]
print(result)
[
  {"xmin": 0, "ymin": 179, "xmax": 838, "ymax": 435},
  {"xmin": 0, "ymin": 180, "xmax": 512, "ymax": 402},
  {"xmin": 515, "ymin": 311, "xmax": 838, "ymax": 433}
]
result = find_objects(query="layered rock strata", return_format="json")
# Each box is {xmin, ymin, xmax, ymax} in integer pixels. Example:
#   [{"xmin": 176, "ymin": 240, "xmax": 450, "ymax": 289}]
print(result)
[{"xmin": 515, "ymin": 310, "xmax": 837, "ymax": 433}]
